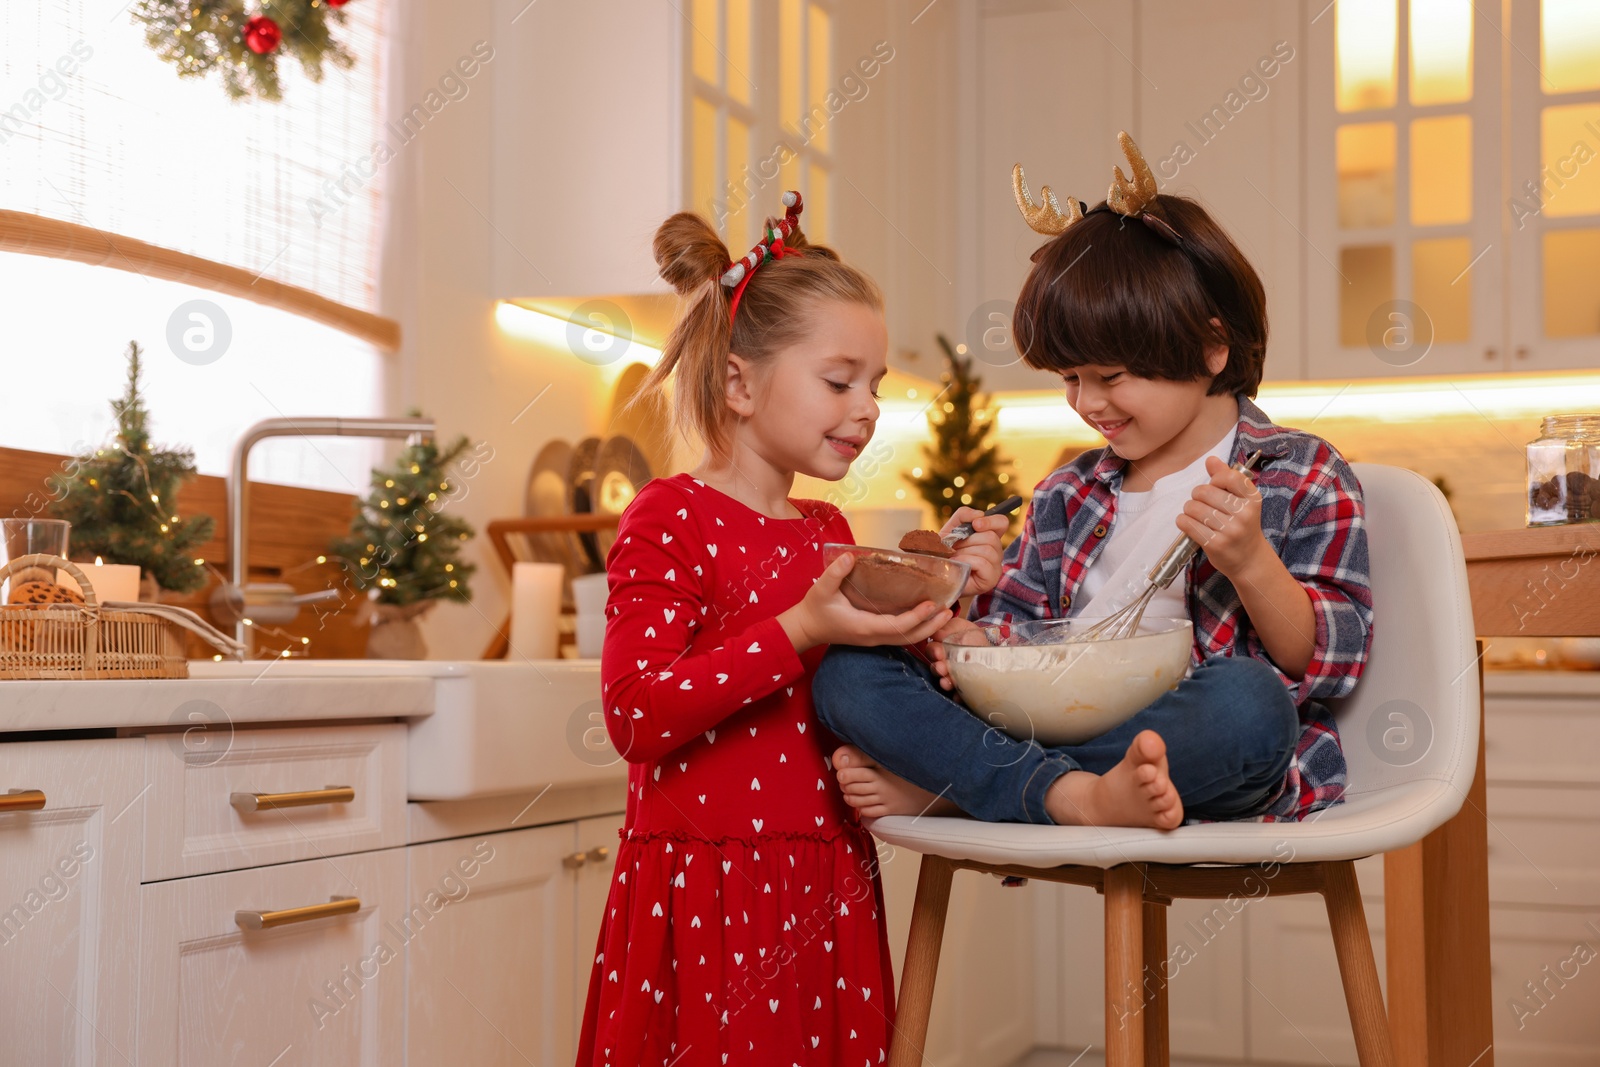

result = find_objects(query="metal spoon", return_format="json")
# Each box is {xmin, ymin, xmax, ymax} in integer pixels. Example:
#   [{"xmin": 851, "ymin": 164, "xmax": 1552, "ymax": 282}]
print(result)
[{"xmin": 942, "ymin": 494, "xmax": 1024, "ymax": 548}]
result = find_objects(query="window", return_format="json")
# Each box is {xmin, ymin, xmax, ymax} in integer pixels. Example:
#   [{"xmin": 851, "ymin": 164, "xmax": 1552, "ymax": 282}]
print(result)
[{"xmin": 0, "ymin": 1, "xmax": 393, "ymax": 492}]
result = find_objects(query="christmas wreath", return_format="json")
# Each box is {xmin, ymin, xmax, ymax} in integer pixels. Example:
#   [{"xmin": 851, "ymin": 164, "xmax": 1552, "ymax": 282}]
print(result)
[{"xmin": 132, "ymin": 0, "xmax": 358, "ymax": 102}]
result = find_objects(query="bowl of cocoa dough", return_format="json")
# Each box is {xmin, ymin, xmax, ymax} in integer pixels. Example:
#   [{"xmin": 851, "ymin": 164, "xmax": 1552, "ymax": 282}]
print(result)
[{"xmin": 823, "ymin": 543, "xmax": 971, "ymax": 616}]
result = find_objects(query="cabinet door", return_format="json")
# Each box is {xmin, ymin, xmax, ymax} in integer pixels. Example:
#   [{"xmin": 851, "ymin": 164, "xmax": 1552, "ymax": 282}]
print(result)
[
  {"xmin": 138, "ymin": 846, "xmax": 407, "ymax": 1065},
  {"xmin": 573, "ymin": 811, "xmax": 624, "ymax": 1036},
  {"xmin": 1304, "ymin": 0, "xmax": 1505, "ymax": 380},
  {"xmin": 877, "ymin": 844, "xmax": 1034, "ymax": 1067},
  {"xmin": 1038, "ymin": 882, "xmax": 1249, "ymax": 1061},
  {"xmin": 1139, "ymin": 0, "xmax": 1306, "ymax": 381},
  {"xmin": 970, "ymin": 0, "xmax": 1137, "ymax": 394},
  {"xmin": 1244, "ymin": 855, "xmax": 1385, "ymax": 1066},
  {"xmin": 1505, "ymin": 0, "xmax": 1600, "ymax": 372},
  {"xmin": 0, "ymin": 738, "xmax": 142, "ymax": 1066},
  {"xmin": 405, "ymin": 824, "xmax": 576, "ymax": 1067}
]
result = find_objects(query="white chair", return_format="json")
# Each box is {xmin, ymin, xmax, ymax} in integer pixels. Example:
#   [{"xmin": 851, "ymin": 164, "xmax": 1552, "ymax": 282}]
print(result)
[{"xmin": 871, "ymin": 464, "xmax": 1481, "ymax": 1067}]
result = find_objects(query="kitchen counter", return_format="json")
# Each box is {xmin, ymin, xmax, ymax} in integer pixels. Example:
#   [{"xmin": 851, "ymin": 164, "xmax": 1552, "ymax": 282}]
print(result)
[{"xmin": 0, "ymin": 668, "xmax": 434, "ymax": 732}]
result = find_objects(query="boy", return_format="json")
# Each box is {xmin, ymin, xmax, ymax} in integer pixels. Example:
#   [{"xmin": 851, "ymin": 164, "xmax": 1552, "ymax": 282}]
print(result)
[{"xmin": 813, "ymin": 134, "xmax": 1372, "ymax": 829}]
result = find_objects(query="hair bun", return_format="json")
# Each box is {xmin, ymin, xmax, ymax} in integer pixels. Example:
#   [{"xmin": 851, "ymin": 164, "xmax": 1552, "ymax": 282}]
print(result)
[{"xmin": 654, "ymin": 213, "xmax": 731, "ymax": 296}]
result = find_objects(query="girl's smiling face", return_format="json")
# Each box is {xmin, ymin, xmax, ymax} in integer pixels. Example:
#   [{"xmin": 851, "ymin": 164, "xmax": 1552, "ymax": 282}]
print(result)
[{"xmin": 730, "ymin": 300, "xmax": 887, "ymax": 481}]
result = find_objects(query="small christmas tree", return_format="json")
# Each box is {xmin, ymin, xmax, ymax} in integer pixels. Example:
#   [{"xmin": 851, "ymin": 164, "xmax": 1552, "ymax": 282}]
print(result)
[
  {"xmin": 48, "ymin": 342, "xmax": 215, "ymax": 594},
  {"xmin": 328, "ymin": 431, "xmax": 478, "ymax": 607},
  {"xmin": 904, "ymin": 334, "xmax": 1017, "ymax": 530}
]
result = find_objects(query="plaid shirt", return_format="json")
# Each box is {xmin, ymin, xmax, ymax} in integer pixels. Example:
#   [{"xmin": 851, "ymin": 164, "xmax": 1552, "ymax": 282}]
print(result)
[{"xmin": 969, "ymin": 396, "xmax": 1374, "ymax": 821}]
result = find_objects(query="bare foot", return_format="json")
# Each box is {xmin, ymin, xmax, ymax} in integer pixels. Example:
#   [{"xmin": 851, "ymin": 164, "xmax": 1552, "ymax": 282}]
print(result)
[
  {"xmin": 832, "ymin": 745, "xmax": 961, "ymax": 820},
  {"xmin": 1043, "ymin": 730, "xmax": 1183, "ymax": 830}
]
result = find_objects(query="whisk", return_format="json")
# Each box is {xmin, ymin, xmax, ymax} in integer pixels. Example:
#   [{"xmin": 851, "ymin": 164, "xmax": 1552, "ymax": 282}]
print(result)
[{"xmin": 1063, "ymin": 450, "xmax": 1265, "ymax": 644}]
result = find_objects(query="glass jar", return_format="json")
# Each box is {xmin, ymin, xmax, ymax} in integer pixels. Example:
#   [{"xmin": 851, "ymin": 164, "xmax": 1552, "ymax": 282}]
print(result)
[{"xmin": 1526, "ymin": 414, "xmax": 1600, "ymax": 526}]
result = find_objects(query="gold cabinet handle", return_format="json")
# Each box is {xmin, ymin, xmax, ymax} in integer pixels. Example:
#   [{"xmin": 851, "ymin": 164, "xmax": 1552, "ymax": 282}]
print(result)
[
  {"xmin": 562, "ymin": 850, "xmax": 587, "ymax": 870},
  {"xmin": 236, "ymin": 895, "xmax": 360, "ymax": 930},
  {"xmin": 0, "ymin": 789, "xmax": 46, "ymax": 813},
  {"xmin": 586, "ymin": 846, "xmax": 611, "ymax": 864},
  {"xmin": 231, "ymin": 785, "xmax": 355, "ymax": 813}
]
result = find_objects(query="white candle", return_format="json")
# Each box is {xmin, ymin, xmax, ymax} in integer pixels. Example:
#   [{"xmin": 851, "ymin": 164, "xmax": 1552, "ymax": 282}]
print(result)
[
  {"xmin": 508, "ymin": 562, "xmax": 562, "ymax": 660},
  {"xmin": 56, "ymin": 557, "xmax": 142, "ymax": 604}
]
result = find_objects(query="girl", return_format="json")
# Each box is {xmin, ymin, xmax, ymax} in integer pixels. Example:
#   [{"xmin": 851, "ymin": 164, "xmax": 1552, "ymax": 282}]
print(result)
[
  {"xmin": 813, "ymin": 133, "xmax": 1374, "ymax": 831},
  {"xmin": 575, "ymin": 193, "xmax": 1004, "ymax": 1066}
]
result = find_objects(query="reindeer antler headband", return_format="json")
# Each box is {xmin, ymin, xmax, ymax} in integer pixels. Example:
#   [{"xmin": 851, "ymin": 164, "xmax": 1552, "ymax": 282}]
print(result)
[
  {"xmin": 1012, "ymin": 131, "xmax": 1184, "ymax": 246},
  {"xmin": 720, "ymin": 190, "xmax": 805, "ymax": 326}
]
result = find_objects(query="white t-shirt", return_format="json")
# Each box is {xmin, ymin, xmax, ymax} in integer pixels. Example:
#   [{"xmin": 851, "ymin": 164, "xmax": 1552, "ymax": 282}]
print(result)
[{"xmin": 1072, "ymin": 428, "xmax": 1238, "ymax": 622}]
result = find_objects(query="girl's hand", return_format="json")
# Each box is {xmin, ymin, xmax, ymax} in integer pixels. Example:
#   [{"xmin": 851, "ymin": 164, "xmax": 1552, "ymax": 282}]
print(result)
[
  {"xmin": 913, "ymin": 615, "xmax": 979, "ymax": 691},
  {"xmin": 779, "ymin": 553, "xmax": 954, "ymax": 654},
  {"xmin": 940, "ymin": 507, "xmax": 1008, "ymax": 597},
  {"xmin": 1177, "ymin": 456, "xmax": 1270, "ymax": 581}
]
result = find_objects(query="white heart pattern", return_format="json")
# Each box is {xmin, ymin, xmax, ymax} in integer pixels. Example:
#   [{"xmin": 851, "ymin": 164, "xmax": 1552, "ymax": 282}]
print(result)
[{"xmin": 751, "ymin": 818, "xmax": 763, "ymax": 831}]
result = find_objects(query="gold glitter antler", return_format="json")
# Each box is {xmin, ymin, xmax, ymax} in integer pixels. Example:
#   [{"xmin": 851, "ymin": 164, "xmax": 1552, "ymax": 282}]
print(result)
[
  {"xmin": 1107, "ymin": 130, "xmax": 1159, "ymax": 217},
  {"xmin": 1012, "ymin": 163, "xmax": 1083, "ymax": 236}
]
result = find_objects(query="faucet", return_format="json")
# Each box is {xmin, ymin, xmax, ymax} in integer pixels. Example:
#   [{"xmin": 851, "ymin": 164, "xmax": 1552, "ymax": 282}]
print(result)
[{"xmin": 210, "ymin": 416, "xmax": 436, "ymax": 658}]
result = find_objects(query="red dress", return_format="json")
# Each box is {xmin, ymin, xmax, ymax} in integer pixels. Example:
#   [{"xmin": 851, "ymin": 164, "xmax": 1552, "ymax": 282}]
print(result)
[{"xmin": 576, "ymin": 473, "xmax": 896, "ymax": 1067}]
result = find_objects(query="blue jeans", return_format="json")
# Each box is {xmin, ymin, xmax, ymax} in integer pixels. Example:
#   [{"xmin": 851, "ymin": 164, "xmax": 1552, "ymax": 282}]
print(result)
[{"xmin": 813, "ymin": 645, "xmax": 1299, "ymax": 824}]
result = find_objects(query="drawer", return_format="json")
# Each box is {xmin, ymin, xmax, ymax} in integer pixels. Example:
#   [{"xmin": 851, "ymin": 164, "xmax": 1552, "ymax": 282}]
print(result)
[
  {"xmin": 143, "ymin": 723, "xmax": 406, "ymax": 881},
  {"xmin": 138, "ymin": 844, "xmax": 406, "ymax": 1064},
  {"xmin": 1484, "ymin": 783, "xmax": 1600, "ymax": 908},
  {"xmin": 1484, "ymin": 694, "xmax": 1600, "ymax": 786}
]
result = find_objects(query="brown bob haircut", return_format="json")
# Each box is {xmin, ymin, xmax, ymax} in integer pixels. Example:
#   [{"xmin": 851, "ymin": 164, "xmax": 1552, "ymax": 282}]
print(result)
[{"xmin": 1012, "ymin": 194, "xmax": 1268, "ymax": 398}]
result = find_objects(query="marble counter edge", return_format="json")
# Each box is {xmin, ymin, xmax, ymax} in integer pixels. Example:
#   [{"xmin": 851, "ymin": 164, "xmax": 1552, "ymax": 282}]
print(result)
[{"xmin": 0, "ymin": 674, "xmax": 435, "ymax": 732}]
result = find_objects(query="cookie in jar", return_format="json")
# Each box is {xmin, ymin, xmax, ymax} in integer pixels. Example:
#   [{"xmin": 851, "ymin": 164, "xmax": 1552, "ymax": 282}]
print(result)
[{"xmin": 1527, "ymin": 415, "xmax": 1600, "ymax": 526}]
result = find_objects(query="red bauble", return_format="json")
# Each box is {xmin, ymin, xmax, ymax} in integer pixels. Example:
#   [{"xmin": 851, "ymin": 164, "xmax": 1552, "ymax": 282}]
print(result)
[
  {"xmin": 327, "ymin": 0, "xmax": 351, "ymax": 6},
  {"xmin": 243, "ymin": 15, "xmax": 282, "ymax": 54}
]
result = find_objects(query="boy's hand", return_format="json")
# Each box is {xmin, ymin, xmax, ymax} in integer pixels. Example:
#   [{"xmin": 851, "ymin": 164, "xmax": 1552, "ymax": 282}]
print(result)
[
  {"xmin": 939, "ymin": 507, "xmax": 1008, "ymax": 597},
  {"xmin": 913, "ymin": 615, "xmax": 979, "ymax": 691},
  {"xmin": 1177, "ymin": 456, "xmax": 1270, "ymax": 581}
]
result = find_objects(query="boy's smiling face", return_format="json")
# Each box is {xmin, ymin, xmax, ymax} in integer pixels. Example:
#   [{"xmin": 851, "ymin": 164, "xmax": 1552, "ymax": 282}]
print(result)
[{"xmin": 1062, "ymin": 341, "xmax": 1239, "ymax": 488}]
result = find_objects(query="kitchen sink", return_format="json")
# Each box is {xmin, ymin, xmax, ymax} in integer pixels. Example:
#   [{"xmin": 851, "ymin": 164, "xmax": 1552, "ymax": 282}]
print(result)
[{"xmin": 188, "ymin": 658, "xmax": 621, "ymax": 799}]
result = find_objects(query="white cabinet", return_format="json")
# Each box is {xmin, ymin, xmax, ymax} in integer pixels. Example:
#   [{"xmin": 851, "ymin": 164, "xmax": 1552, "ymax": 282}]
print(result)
[
  {"xmin": 1304, "ymin": 0, "xmax": 1600, "ymax": 378},
  {"xmin": 1138, "ymin": 0, "xmax": 1307, "ymax": 382},
  {"xmin": 488, "ymin": 0, "xmax": 683, "ymax": 299},
  {"xmin": 572, "ymin": 812, "xmax": 624, "ymax": 1033},
  {"xmin": 0, "ymin": 738, "xmax": 143, "ymax": 1067},
  {"xmin": 878, "ymin": 843, "xmax": 1035, "ymax": 1067},
  {"xmin": 137, "ymin": 846, "xmax": 408, "ymax": 1065},
  {"xmin": 405, "ymin": 825, "xmax": 578, "ymax": 1067}
]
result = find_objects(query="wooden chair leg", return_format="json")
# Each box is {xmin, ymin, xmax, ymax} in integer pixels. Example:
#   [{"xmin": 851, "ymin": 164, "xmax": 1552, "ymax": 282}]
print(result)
[
  {"xmin": 1323, "ymin": 860, "xmax": 1396, "ymax": 1067},
  {"xmin": 1104, "ymin": 864, "xmax": 1147, "ymax": 1067},
  {"xmin": 1142, "ymin": 900, "xmax": 1170, "ymax": 1067},
  {"xmin": 888, "ymin": 854, "xmax": 956, "ymax": 1067}
]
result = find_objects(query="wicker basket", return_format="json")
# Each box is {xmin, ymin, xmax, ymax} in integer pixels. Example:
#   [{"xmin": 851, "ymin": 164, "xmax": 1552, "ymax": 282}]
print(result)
[{"xmin": 0, "ymin": 553, "xmax": 187, "ymax": 680}]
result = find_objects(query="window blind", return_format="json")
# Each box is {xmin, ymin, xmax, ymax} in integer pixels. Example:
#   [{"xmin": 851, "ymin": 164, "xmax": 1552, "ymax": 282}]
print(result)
[{"xmin": 0, "ymin": 0, "xmax": 390, "ymax": 320}]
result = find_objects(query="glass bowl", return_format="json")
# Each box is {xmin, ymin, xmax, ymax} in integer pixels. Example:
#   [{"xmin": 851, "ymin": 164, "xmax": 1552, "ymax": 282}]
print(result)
[
  {"xmin": 822, "ymin": 543, "xmax": 971, "ymax": 616},
  {"xmin": 943, "ymin": 618, "xmax": 1194, "ymax": 745}
]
